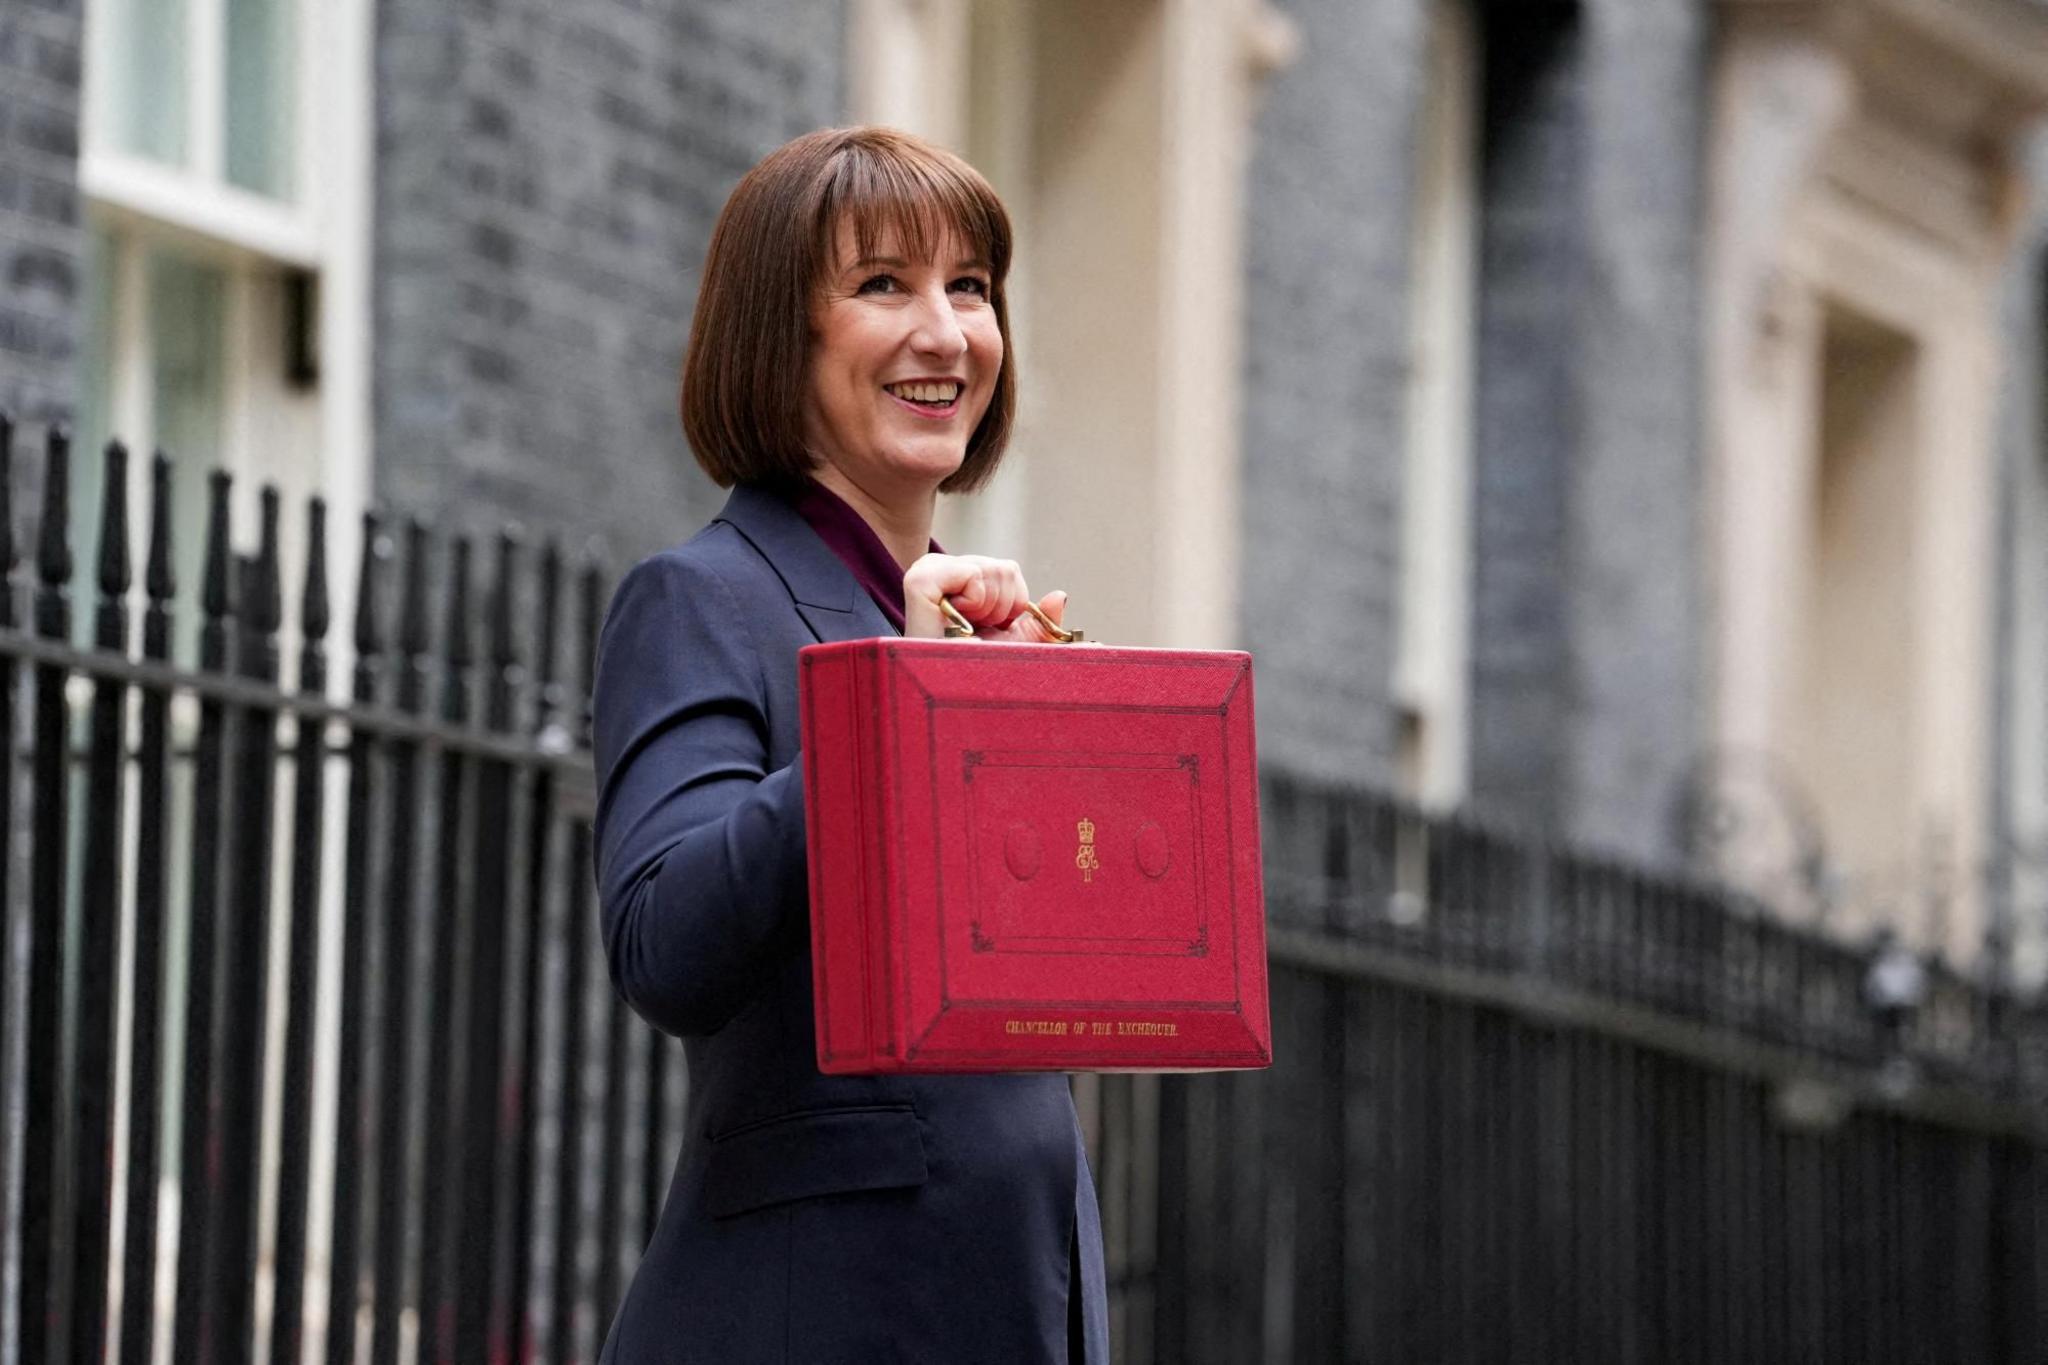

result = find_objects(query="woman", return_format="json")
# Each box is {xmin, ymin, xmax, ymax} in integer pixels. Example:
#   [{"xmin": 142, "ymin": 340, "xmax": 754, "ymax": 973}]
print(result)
[{"xmin": 591, "ymin": 127, "xmax": 1110, "ymax": 1364}]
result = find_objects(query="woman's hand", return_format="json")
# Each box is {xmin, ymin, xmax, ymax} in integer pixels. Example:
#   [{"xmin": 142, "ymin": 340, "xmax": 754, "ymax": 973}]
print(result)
[{"xmin": 903, "ymin": 553, "xmax": 1069, "ymax": 642}]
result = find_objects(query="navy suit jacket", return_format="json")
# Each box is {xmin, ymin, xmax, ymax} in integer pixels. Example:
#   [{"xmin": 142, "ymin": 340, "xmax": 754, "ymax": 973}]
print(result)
[{"xmin": 591, "ymin": 483, "xmax": 1110, "ymax": 1364}]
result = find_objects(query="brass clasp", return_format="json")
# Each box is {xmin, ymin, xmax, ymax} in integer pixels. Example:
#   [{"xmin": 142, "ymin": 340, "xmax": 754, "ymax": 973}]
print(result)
[{"xmin": 939, "ymin": 598, "xmax": 1085, "ymax": 643}]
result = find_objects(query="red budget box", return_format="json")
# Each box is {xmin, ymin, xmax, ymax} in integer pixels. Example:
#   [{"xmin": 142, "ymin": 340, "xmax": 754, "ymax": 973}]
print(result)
[{"xmin": 798, "ymin": 638, "xmax": 1272, "ymax": 1074}]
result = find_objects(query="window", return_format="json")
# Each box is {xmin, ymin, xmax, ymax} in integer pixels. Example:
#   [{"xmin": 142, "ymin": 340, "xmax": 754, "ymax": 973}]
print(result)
[
  {"xmin": 77, "ymin": 225, "xmax": 315, "ymax": 662},
  {"xmin": 90, "ymin": 0, "xmax": 298, "ymax": 201},
  {"xmin": 77, "ymin": 0, "xmax": 369, "ymax": 666}
]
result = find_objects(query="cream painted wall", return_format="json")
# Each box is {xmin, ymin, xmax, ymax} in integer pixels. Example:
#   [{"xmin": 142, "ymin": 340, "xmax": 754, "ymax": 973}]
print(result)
[
  {"xmin": 1012, "ymin": 0, "xmax": 1166, "ymax": 647},
  {"xmin": 1708, "ymin": 0, "xmax": 2048, "ymax": 952},
  {"xmin": 1794, "ymin": 311, "xmax": 1920, "ymax": 913},
  {"xmin": 847, "ymin": 0, "xmax": 1291, "ymax": 650}
]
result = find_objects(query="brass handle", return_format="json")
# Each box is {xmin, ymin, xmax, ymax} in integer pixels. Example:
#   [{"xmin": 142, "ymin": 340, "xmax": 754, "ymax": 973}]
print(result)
[{"xmin": 939, "ymin": 597, "xmax": 1084, "ymax": 643}]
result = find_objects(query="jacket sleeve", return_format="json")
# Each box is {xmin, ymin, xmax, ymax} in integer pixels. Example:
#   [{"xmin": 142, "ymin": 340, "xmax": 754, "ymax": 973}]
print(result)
[{"xmin": 590, "ymin": 550, "xmax": 808, "ymax": 1038}]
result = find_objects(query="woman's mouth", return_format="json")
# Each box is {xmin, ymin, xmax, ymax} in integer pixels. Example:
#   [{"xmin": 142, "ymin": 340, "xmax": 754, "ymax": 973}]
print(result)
[{"xmin": 883, "ymin": 380, "xmax": 963, "ymax": 419}]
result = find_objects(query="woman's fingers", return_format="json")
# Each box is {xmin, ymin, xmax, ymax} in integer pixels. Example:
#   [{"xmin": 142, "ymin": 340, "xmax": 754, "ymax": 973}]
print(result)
[
  {"xmin": 906, "ymin": 553, "xmax": 1022, "ymax": 638},
  {"xmin": 955, "ymin": 560, "xmax": 1022, "ymax": 627},
  {"xmin": 903, "ymin": 555, "xmax": 1063, "ymax": 642},
  {"xmin": 934, "ymin": 557, "xmax": 1023, "ymax": 625},
  {"xmin": 988, "ymin": 562, "xmax": 1026, "ymax": 629}
]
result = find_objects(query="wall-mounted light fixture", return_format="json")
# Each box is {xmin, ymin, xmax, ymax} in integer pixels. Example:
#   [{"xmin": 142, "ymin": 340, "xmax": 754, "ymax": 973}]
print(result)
[{"xmin": 284, "ymin": 268, "xmax": 319, "ymax": 391}]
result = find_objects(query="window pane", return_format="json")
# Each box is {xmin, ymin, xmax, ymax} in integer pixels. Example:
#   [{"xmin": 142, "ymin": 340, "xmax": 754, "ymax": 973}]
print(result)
[
  {"xmin": 225, "ymin": 0, "xmax": 295, "ymax": 200},
  {"xmin": 97, "ymin": 0, "xmax": 189, "ymax": 166},
  {"xmin": 151, "ymin": 250, "xmax": 225, "ymax": 665}
]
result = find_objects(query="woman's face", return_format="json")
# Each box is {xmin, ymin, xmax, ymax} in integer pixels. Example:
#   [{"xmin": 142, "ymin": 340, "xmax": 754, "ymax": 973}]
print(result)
[{"xmin": 802, "ymin": 217, "xmax": 1003, "ymax": 502}]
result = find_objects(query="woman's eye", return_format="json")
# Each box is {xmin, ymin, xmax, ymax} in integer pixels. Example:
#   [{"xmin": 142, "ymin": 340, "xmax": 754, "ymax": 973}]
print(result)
[
  {"xmin": 949, "ymin": 276, "xmax": 990, "ymax": 299},
  {"xmin": 856, "ymin": 275, "xmax": 899, "ymax": 296}
]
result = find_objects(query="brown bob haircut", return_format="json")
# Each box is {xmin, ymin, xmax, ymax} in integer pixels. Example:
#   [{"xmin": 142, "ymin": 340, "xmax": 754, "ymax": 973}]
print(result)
[{"xmin": 680, "ymin": 126, "xmax": 1017, "ymax": 495}]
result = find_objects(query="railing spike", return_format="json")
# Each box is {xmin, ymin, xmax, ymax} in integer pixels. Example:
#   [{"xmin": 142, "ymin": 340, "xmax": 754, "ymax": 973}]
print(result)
[
  {"xmin": 0, "ymin": 411, "xmax": 15, "ymax": 581},
  {"xmin": 492, "ymin": 525, "xmax": 521, "ymax": 670},
  {"xmin": 147, "ymin": 453, "xmax": 174, "ymax": 604},
  {"xmin": 253, "ymin": 484, "xmax": 282, "ymax": 636},
  {"xmin": 303, "ymin": 496, "xmax": 330, "ymax": 643},
  {"xmin": 203, "ymin": 469, "xmax": 236, "ymax": 625},
  {"xmin": 578, "ymin": 543, "xmax": 607, "ymax": 744},
  {"xmin": 38, "ymin": 425, "xmax": 72, "ymax": 592},
  {"xmin": 488, "ymin": 528, "xmax": 522, "ymax": 734},
  {"xmin": 533, "ymin": 539, "xmax": 563, "ymax": 735},
  {"xmin": 98, "ymin": 441, "xmax": 132, "ymax": 600},
  {"xmin": 444, "ymin": 533, "xmax": 473, "ymax": 667},
  {"xmin": 441, "ymin": 535, "xmax": 473, "ymax": 729},
  {"xmin": 400, "ymin": 518, "xmax": 430, "ymax": 659},
  {"xmin": 352, "ymin": 509, "xmax": 385, "ymax": 658},
  {"xmin": 396, "ymin": 519, "xmax": 430, "ymax": 716}
]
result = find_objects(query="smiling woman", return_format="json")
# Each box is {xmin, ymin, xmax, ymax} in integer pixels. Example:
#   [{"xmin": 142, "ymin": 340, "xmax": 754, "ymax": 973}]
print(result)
[
  {"xmin": 800, "ymin": 219, "xmax": 1003, "ymax": 526},
  {"xmin": 592, "ymin": 127, "xmax": 1107, "ymax": 1364},
  {"xmin": 679, "ymin": 126, "xmax": 1014, "ymax": 495}
]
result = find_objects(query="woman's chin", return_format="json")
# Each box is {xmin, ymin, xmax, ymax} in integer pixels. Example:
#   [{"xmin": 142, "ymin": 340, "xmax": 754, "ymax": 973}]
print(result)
[{"xmin": 884, "ymin": 446, "xmax": 968, "ymax": 486}]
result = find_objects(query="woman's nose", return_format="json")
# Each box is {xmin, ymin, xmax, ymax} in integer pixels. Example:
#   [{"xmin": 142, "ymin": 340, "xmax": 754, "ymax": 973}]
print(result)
[{"xmin": 908, "ymin": 287, "xmax": 968, "ymax": 359}]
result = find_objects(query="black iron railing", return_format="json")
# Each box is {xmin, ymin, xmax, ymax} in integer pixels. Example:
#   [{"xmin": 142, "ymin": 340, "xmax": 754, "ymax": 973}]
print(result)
[
  {"xmin": 3, "ymin": 419, "xmax": 2047, "ymax": 1365},
  {"xmin": 1083, "ymin": 775, "xmax": 2048, "ymax": 1364},
  {"xmin": 0, "ymin": 420, "xmax": 684, "ymax": 1365}
]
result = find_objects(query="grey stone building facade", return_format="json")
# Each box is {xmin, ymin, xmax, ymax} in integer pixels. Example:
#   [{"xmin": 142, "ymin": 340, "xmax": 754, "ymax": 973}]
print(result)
[
  {"xmin": 0, "ymin": 0, "xmax": 84, "ymax": 436},
  {"xmin": 2, "ymin": 0, "xmax": 2046, "ymax": 907},
  {"xmin": 371, "ymin": 0, "xmax": 845, "ymax": 557},
  {"xmin": 1244, "ymin": 0, "xmax": 1708, "ymax": 861},
  {"xmin": 1245, "ymin": 0, "xmax": 2048, "ymax": 916}
]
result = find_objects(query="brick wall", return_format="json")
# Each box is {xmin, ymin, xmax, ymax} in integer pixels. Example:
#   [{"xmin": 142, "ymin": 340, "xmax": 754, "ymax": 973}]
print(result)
[
  {"xmin": 1560, "ymin": 0, "xmax": 1707, "ymax": 863},
  {"xmin": 0, "ymin": 0, "xmax": 83, "ymax": 437},
  {"xmin": 1238, "ymin": 0, "xmax": 1427, "ymax": 787},
  {"xmin": 1241, "ymin": 0, "xmax": 1706, "ymax": 860},
  {"xmin": 1466, "ymin": 1, "xmax": 1585, "ymax": 836},
  {"xmin": 371, "ymin": 0, "xmax": 847, "ymax": 571},
  {"xmin": 1464, "ymin": 0, "xmax": 1705, "ymax": 860}
]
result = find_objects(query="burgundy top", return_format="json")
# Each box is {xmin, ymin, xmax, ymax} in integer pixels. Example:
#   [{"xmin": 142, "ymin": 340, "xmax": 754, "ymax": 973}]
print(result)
[{"xmin": 789, "ymin": 477, "xmax": 944, "ymax": 635}]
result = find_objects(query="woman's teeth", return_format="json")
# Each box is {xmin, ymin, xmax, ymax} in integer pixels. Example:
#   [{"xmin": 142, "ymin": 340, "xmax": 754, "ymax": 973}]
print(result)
[{"xmin": 885, "ymin": 381, "xmax": 960, "ymax": 405}]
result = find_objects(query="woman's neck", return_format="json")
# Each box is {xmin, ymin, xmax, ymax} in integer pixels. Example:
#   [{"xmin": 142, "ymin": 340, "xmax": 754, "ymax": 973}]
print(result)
[{"xmin": 809, "ymin": 463, "xmax": 935, "ymax": 571}]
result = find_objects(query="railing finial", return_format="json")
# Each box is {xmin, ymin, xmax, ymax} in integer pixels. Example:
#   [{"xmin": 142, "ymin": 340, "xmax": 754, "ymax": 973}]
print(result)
[
  {"xmin": 399, "ymin": 518, "xmax": 430, "ymax": 660},
  {"xmin": 352, "ymin": 510, "xmax": 385, "ymax": 657},
  {"xmin": 533, "ymin": 538, "xmax": 564, "ymax": 737},
  {"xmin": 146, "ymin": 453, "xmax": 174, "ymax": 603},
  {"xmin": 303, "ymin": 496, "xmax": 330, "ymax": 643},
  {"xmin": 577, "ymin": 538, "xmax": 607, "ymax": 747},
  {"xmin": 0, "ymin": 410, "xmax": 15, "ymax": 579},
  {"xmin": 98, "ymin": 441, "xmax": 132, "ymax": 601},
  {"xmin": 38, "ymin": 425, "xmax": 72, "ymax": 591},
  {"xmin": 488, "ymin": 527, "xmax": 522, "ymax": 733},
  {"xmin": 441, "ymin": 534, "xmax": 473, "ymax": 726},
  {"xmin": 252, "ymin": 484, "xmax": 282, "ymax": 637}
]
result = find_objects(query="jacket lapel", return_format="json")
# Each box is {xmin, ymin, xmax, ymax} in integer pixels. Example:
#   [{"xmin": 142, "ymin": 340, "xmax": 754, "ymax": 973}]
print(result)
[{"xmin": 714, "ymin": 483, "xmax": 898, "ymax": 645}]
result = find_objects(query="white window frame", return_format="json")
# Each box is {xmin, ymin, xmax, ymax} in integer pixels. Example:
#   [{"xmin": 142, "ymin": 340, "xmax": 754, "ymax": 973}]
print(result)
[
  {"xmin": 83, "ymin": 0, "xmax": 317, "ymax": 256},
  {"xmin": 1393, "ymin": 0, "xmax": 1480, "ymax": 809},
  {"xmin": 78, "ymin": 0, "xmax": 372, "ymax": 671}
]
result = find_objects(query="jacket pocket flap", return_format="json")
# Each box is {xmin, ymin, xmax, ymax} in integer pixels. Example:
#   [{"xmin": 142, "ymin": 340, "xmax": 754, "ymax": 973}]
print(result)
[{"xmin": 706, "ymin": 1106, "xmax": 928, "ymax": 1219}]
